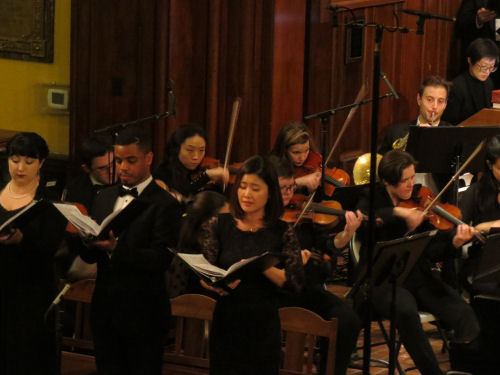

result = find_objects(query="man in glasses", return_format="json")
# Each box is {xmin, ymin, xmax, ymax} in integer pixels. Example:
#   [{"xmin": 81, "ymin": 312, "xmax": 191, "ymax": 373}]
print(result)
[
  {"xmin": 64, "ymin": 135, "xmax": 117, "ymax": 210},
  {"xmin": 443, "ymin": 37, "xmax": 499, "ymax": 125}
]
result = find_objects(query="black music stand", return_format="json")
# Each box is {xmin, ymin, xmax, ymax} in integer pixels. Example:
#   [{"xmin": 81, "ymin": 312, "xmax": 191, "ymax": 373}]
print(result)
[
  {"xmin": 353, "ymin": 230, "xmax": 436, "ymax": 374},
  {"xmin": 472, "ymin": 232, "xmax": 500, "ymax": 285},
  {"xmin": 406, "ymin": 125, "xmax": 500, "ymax": 204}
]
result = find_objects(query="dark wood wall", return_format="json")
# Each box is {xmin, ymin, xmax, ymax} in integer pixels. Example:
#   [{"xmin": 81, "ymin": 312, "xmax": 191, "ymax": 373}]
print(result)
[{"xmin": 70, "ymin": 0, "xmax": 462, "ymax": 171}]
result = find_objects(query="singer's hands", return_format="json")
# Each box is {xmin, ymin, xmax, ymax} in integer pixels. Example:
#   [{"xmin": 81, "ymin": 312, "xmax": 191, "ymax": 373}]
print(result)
[
  {"xmin": 477, "ymin": 8, "xmax": 496, "ymax": 26},
  {"xmin": 200, "ymin": 279, "xmax": 241, "ymax": 296},
  {"xmin": 92, "ymin": 230, "xmax": 117, "ymax": 252},
  {"xmin": 0, "ymin": 228, "xmax": 23, "ymax": 245}
]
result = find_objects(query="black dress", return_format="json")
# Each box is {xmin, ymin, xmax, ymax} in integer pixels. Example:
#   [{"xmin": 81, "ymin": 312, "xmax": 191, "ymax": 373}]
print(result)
[
  {"xmin": 199, "ymin": 213, "xmax": 303, "ymax": 375},
  {"xmin": 0, "ymin": 187, "xmax": 66, "ymax": 374}
]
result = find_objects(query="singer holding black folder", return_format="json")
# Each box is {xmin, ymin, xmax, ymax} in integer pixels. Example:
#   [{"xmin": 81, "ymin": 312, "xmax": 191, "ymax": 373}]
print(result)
[
  {"xmin": 199, "ymin": 155, "xmax": 304, "ymax": 375},
  {"xmin": 0, "ymin": 132, "xmax": 66, "ymax": 375},
  {"xmin": 79, "ymin": 126, "xmax": 182, "ymax": 375}
]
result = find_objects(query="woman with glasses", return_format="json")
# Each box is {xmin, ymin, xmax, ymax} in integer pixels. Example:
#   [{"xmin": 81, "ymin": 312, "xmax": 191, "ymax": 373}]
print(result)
[{"xmin": 443, "ymin": 37, "xmax": 499, "ymax": 125}]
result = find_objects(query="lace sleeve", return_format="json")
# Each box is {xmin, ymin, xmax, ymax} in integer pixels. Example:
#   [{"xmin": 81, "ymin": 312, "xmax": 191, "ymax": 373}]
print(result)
[
  {"xmin": 281, "ymin": 224, "xmax": 304, "ymax": 293},
  {"xmin": 199, "ymin": 215, "xmax": 220, "ymax": 264}
]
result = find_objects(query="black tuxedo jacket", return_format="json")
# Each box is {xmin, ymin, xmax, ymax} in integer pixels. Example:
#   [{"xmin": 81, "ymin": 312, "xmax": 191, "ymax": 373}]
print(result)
[
  {"xmin": 80, "ymin": 180, "xmax": 182, "ymax": 336},
  {"xmin": 456, "ymin": 0, "xmax": 496, "ymax": 44}
]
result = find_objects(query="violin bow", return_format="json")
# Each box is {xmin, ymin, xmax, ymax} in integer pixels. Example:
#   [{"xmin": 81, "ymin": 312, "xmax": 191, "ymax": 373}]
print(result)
[
  {"xmin": 293, "ymin": 191, "xmax": 316, "ymax": 228},
  {"xmin": 325, "ymin": 82, "xmax": 367, "ymax": 166},
  {"xmin": 421, "ymin": 139, "xmax": 485, "ymax": 216},
  {"xmin": 222, "ymin": 97, "xmax": 242, "ymax": 192}
]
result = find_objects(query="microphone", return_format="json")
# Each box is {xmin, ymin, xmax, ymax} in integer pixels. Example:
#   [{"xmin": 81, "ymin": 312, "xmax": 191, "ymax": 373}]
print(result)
[
  {"xmin": 401, "ymin": 9, "xmax": 456, "ymax": 23},
  {"xmin": 167, "ymin": 79, "xmax": 177, "ymax": 117},
  {"xmin": 380, "ymin": 72, "xmax": 399, "ymax": 100}
]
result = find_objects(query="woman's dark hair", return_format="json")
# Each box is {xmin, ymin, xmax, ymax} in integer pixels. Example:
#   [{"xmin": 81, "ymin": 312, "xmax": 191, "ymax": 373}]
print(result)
[
  {"xmin": 267, "ymin": 154, "xmax": 294, "ymax": 179},
  {"xmin": 270, "ymin": 121, "xmax": 317, "ymax": 161},
  {"xmin": 161, "ymin": 123, "xmax": 207, "ymax": 191},
  {"xmin": 378, "ymin": 150, "xmax": 416, "ymax": 186},
  {"xmin": 230, "ymin": 155, "xmax": 284, "ymax": 223},
  {"xmin": 477, "ymin": 136, "xmax": 500, "ymax": 213},
  {"xmin": 178, "ymin": 191, "xmax": 227, "ymax": 250},
  {"xmin": 467, "ymin": 38, "xmax": 499, "ymax": 65},
  {"xmin": 7, "ymin": 132, "xmax": 49, "ymax": 161}
]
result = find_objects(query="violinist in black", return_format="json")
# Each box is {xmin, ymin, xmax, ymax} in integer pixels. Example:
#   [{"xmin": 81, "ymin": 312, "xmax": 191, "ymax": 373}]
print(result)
[
  {"xmin": 269, "ymin": 155, "xmax": 362, "ymax": 375},
  {"xmin": 354, "ymin": 150, "xmax": 480, "ymax": 375},
  {"xmin": 153, "ymin": 123, "xmax": 228, "ymax": 200}
]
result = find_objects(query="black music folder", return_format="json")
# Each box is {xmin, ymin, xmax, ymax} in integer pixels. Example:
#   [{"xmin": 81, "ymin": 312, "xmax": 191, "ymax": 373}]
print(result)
[{"xmin": 0, "ymin": 199, "xmax": 52, "ymax": 235}]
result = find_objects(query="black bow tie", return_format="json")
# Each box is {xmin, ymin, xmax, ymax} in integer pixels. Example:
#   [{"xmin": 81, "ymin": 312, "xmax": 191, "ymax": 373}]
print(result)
[{"xmin": 118, "ymin": 186, "xmax": 138, "ymax": 198}]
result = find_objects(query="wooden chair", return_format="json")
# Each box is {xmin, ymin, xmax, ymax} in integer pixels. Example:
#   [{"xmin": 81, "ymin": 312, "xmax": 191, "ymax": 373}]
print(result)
[
  {"xmin": 59, "ymin": 279, "xmax": 96, "ymax": 374},
  {"xmin": 61, "ymin": 279, "xmax": 96, "ymax": 351},
  {"xmin": 279, "ymin": 307, "xmax": 338, "ymax": 375},
  {"xmin": 163, "ymin": 293, "xmax": 216, "ymax": 375}
]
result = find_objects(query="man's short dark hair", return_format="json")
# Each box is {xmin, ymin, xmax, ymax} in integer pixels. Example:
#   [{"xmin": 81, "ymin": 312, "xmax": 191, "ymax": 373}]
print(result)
[
  {"xmin": 267, "ymin": 155, "xmax": 294, "ymax": 179},
  {"xmin": 378, "ymin": 150, "xmax": 416, "ymax": 186},
  {"xmin": 80, "ymin": 136, "xmax": 113, "ymax": 167},
  {"xmin": 418, "ymin": 76, "xmax": 452, "ymax": 97},
  {"xmin": 466, "ymin": 38, "xmax": 499, "ymax": 65},
  {"xmin": 114, "ymin": 126, "xmax": 152, "ymax": 153}
]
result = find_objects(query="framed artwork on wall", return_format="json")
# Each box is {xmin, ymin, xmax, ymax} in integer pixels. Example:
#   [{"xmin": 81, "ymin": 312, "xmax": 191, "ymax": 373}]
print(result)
[{"xmin": 0, "ymin": 0, "xmax": 54, "ymax": 63}]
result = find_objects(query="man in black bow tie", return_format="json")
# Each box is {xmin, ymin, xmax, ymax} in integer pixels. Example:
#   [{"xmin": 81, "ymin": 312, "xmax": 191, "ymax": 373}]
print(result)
[{"xmin": 79, "ymin": 126, "xmax": 182, "ymax": 375}]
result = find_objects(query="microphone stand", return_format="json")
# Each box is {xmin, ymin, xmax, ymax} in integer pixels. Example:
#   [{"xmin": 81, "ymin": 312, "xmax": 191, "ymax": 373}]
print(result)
[
  {"xmin": 324, "ymin": 9, "xmax": 418, "ymax": 375},
  {"xmin": 93, "ymin": 103, "xmax": 176, "ymax": 184},
  {"xmin": 303, "ymin": 92, "xmax": 395, "ymax": 201}
]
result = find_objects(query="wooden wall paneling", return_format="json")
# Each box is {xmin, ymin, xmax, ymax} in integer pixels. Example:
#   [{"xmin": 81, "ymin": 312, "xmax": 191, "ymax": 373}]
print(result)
[
  {"xmin": 205, "ymin": 0, "xmax": 223, "ymax": 159},
  {"xmin": 167, "ymin": 0, "xmax": 209, "ymax": 130},
  {"xmin": 70, "ymin": 0, "xmax": 91, "ymax": 158},
  {"xmin": 153, "ymin": 0, "xmax": 171, "ymax": 162},
  {"xmin": 270, "ymin": 0, "xmax": 307, "ymax": 143}
]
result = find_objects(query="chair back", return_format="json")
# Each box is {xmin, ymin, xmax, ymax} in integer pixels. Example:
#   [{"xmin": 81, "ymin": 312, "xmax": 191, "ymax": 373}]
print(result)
[
  {"xmin": 279, "ymin": 307, "xmax": 338, "ymax": 375},
  {"xmin": 61, "ymin": 279, "xmax": 96, "ymax": 351},
  {"xmin": 164, "ymin": 293, "xmax": 216, "ymax": 375}
]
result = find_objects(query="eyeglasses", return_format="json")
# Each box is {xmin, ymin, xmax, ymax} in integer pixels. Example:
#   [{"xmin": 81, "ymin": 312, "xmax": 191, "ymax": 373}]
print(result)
[
  {"xmin": 280, "ymin": 183, "xmax": 296, "ymax": 193},
  {"xmin": 475, "ymin": 64, "xmax": 498, "ymax": 73},
  {"xmin": 92, "ymin": 163, "xmax": 114, "ymax": 173}
]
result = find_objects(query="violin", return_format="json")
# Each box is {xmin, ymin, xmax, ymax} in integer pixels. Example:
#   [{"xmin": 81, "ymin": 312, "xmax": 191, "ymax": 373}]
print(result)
[
  {"xmin": 294, "ymin": 150, "xmax": 350, "ymax": 196},
  {"xmin": 281, "ymin": 194, "xmax": 348, "ymax": 227},
  {"xmin": 399, "ymin": 185, "xmax": 486, "ymax": 243},
  {"xmin": 399, "ymin": 185, "xmax": 461, "ymax": 231}
]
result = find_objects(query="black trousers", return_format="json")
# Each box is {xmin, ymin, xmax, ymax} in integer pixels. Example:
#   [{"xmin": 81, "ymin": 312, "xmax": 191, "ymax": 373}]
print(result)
[
  {"xmin": 280, "ymin": 285, "xmax": 362, "ymax": 375},
  {"xmin": 90, "ymin": 298, "xmax": 167, "ymax": 375},
  {"xmin": 357, "ymin": 278, "xmax": 480, "ymax": 375}
]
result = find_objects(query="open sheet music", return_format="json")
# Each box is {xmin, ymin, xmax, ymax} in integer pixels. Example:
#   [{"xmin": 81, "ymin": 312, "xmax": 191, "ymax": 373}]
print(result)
[
  {"xmin": 170, "ymin": 250, "xmax": 281, "ymax": 285},
  {"xmin": 53, "ymin": 199, "xmax": 148, "ymax": 238}
]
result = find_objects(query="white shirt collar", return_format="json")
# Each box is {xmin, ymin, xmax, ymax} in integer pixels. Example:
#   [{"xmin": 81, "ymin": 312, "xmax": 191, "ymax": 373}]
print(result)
[{"xmin": 122, "ymin": 175, "xmax": 153, "ymax": 197}]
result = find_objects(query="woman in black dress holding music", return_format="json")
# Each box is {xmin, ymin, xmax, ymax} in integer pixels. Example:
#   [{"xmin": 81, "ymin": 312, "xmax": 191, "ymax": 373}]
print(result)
[
  {"xmin": 199, "ymin": 155, "xmax": 304, "ymax": 375},
  {"xmin": 0, "ymin": 132, "xmax": 66, "ymax": 374}
]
